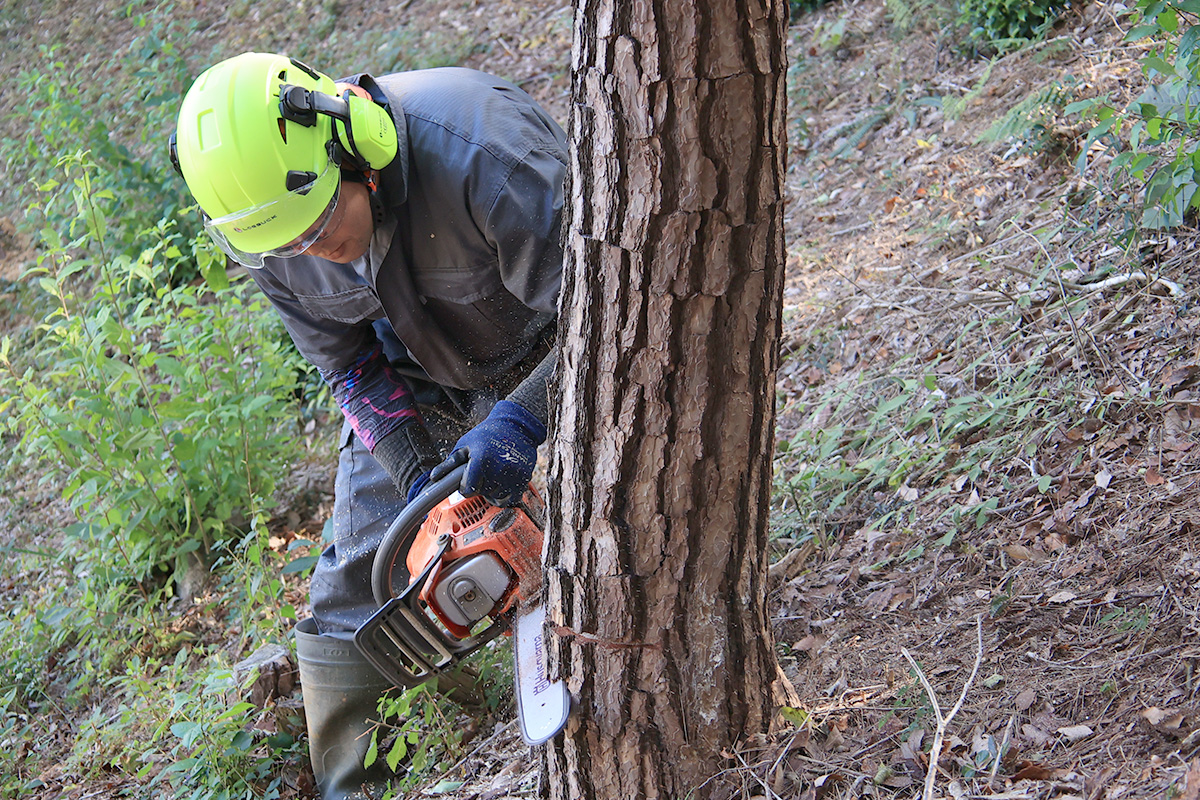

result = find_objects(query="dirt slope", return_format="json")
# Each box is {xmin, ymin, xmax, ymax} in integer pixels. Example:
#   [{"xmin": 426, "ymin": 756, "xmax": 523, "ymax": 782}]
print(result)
[{"xmin": 768, "ymin": 3, "xmax": 1200, "ymax": 799}]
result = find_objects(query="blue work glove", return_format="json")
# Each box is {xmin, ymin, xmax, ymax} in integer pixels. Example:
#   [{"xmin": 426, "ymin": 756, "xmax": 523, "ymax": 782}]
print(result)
[
  {"xmin": 406, "ymin": 470, "xmax": 431, "ymax": 504},
  {"xmin": 430, "ymin": 400, "xmax": 546, "ymax": 506}
]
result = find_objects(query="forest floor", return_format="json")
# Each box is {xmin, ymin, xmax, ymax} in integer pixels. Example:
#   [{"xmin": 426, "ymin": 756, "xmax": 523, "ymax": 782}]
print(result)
[{"xmin": 3, "ymin": 0, "xmax": 1200, "ymax": 798}]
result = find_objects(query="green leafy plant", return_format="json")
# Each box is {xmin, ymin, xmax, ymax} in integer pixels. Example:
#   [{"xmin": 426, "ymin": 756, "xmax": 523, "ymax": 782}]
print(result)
[
  {"xmin": 878, "ymin": 668, "xmax": 937, "ymax": 735},
  {"xmin": 369, "ymin": 682, "xmax": 467, "ymax": 793},
  {"xmin": 1099, "ymin": 605, "xmax": 1153, "ymax": 632},
  {"xmin": 2, "ymin": 30, "xmax": 201, "ymax": 284},
  {"xmin": 774, "ymin": 320, "xmax": 1103, "ymax": 552},
  {"xmin": 0, "ymin": 152, "xmax": 305, "ymax": 595},
  {"xmin": 884, "ymin": 0, "xmax": 945, "ymax": 34},
  {"xmin": 790, "ymin": 0, "xmax": 834, "ymax": 23},
  {"xmin": 154, "ymin": 663, "xmax": 295, "ymax": 800},
  {"xmin": 980, "ymin": 78, "xmax": 1079, "ymax": 159},
  {"xmin": 956, "ymin": 0, "xmax": 1066, "ymax": 52},
  {"xmin": 365, "ymin": 641, "xmax": 515, "ymax": 796},
  {"xmin": 1068, "ymin": 1, "xmax": 1200, "ymax": 230}
]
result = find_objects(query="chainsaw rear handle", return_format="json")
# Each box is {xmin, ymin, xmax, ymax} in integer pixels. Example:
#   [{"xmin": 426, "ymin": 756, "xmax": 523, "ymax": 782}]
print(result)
[{"xmin": 371, "ymin": 463, "xmax": 467, "ymax": 608}]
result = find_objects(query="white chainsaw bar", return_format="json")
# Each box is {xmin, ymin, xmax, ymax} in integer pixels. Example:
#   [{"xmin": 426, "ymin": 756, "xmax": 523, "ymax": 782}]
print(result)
[{"xmin": 513, "ymin": 604, "xmax": 571, "ymax": 745}]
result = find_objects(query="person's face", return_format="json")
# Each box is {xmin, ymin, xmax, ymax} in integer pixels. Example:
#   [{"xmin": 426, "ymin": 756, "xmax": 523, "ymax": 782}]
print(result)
[{"xmin": 303, "ymin": 178, "xmax": 374, "ymax": 264}]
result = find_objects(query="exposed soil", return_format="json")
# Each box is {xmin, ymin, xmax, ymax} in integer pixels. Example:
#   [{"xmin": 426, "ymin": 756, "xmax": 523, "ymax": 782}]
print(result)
[{"xmin": 4, "ymin": 0, "xmax": 1200, "ymax": 798}]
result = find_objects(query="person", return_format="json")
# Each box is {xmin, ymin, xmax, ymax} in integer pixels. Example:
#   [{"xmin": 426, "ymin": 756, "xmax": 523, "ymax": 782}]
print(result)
[{"xmin": 170, "ymin": 52, "xmax": 566, "ymax": 799}]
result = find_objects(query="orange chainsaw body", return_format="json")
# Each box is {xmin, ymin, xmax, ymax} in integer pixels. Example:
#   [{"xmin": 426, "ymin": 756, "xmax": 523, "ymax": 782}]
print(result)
[{"xmin": 405, "ymin": 488, "xmax": 545, "ymax": 640}]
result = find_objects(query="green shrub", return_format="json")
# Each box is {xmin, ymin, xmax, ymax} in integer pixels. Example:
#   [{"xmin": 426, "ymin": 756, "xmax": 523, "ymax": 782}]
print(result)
[
  {"xmin": 790, "ymin": 0, "xmax": 834, "ymax": 23},
  {"xmin": 957, "ymin": 0, "xmax": 1065, "ymax": 51},
  {"xmin": 2, "ymin": 25, "xmax": 201, "ymax": 286},
  {"xmin": 1069, "ymin": 1, "xmax": 1200, "ymax": 230},
  {"xmin": 0, "ymin": 152, "xmax": 307, "ymax": 596}
]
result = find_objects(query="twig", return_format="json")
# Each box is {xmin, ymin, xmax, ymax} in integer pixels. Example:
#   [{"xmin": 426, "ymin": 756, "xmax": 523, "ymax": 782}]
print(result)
[
  {"xmin": 989, "ymin": 714, "xmax": 1016, "ymax": 789},
  {"xmin": 826, "ymin": 263, "xmax": 927, "ymax": 317},
  {"xmin": 423, "ymin": 719, "xmax": 515, "ymax": 791},
  {"xmin": 901, "ymin": 615, "xmax": 984, "ymax": 800},
  {"xmin": 730, "ymin": 746, "xmax": 777, "ymax": 799},
  {"xmin": 1079, "ymin": 271, "xmax": 1184, "ymax": 297},
  {"xmin": 831, "ymin": 221, "xmax": 873, "ymax": 237}
]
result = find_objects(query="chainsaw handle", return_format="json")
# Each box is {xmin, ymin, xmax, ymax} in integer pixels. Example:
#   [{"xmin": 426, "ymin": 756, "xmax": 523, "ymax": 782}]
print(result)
[{"xmin": 371, "ymin": 463, "xmax": 468, "ymax": 608}]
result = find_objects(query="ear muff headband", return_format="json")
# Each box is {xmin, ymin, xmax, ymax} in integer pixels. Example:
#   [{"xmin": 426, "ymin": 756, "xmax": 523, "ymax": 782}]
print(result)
[{"xmin": 278, "ymin": 84, "xmax": 398, "ymax": 171}]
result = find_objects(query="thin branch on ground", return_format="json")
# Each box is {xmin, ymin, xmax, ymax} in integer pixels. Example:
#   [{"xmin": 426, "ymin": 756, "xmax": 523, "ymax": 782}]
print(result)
[{"xmin": 902, "ymin": 614, "xmax": 984, "ymax": 800}]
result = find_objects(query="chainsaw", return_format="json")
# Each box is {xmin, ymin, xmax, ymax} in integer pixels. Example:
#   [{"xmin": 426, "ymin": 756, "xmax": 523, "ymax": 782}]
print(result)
[{"xmin": 354, "ymin": 463, "xmax": 571, "ymax": 745}]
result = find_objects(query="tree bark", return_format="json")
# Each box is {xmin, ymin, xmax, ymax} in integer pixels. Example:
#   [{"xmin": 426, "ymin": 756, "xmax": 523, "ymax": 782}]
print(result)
[{"xmin": 545, "ymin": 1, "xmax": 793, "ymax": 798}]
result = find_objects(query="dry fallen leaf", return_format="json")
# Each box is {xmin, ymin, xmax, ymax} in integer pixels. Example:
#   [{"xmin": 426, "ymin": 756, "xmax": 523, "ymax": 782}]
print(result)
[
  {"xmin": 1023, "ymin": 724, "xmax": 1053, "ymax": 747},
  {"xmin": 1057, "ymin": 724, "xmax": 1094, "ymax": 743},
  {"xmin": 812, "ymin": 772, "xmax": 844, "ymax": 800},
  {"xmin": 1095, "ymin": 470, "xmax": 1113, "ymax": 490},
  {"xmin": 1180, "ymin": 758, "xmax": 1200, "ymax": 800},
  {"xmin": 1046, "ymin": 532, "xmax": 1075, "ymax": 553},
  {"xmin": 1015, "ymin": 688, "xmax": 1037, "ymax": 711},
  {"xmin": 792, "ymin": 634, "xmax": 826, "ymax": 656},
  {"xmin": 1013, "ymin": 760, "xmax": 1056, "ymax": 781},
  {"xmin": 1142, "ymin": 707, "xmax": 1187, "ymax": 737},
  {"xmin": 1161, "ymin": 364, "xmax": 1200, "ymax": 392},
  {"xmin": 899, "ymin": 729, "xmax": 926, "ymax": 766},
  {"xmin": 1003, "ymin": 544, "xmax": 1045, "ymax": 562},
  {"xmin": 1048, "ymin": 590, "xmax": 1077, "ymax": 604},
  {"xmin": 825, "ymin": 724, "xmax": 845, "ymax": 751},
  {"xmin": 1145, "ymin": 467, "xmax": 1165, "ymax": 486}
]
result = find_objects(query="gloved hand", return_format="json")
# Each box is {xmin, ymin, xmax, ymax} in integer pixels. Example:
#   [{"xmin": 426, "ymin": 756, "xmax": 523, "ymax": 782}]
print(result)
[
  {"xmin": 406, "ymin": 470, "xmax": 431, "ymax": 504},
  {"xmin": 430, "ymin": 400, "xmax": 546, "ymax": 506}
]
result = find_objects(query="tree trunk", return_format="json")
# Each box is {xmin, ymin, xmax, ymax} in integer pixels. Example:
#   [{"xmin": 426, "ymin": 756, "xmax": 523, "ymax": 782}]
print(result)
[{"xmin": 545, "ymin": 1, "xmax": 793, "ymax": 797}]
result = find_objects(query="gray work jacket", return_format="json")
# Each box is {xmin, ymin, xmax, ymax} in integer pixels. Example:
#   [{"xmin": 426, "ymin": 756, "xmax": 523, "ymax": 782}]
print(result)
[{"xmin": 249, "ymin": 68, "xmax": 567, "ymax": 392}]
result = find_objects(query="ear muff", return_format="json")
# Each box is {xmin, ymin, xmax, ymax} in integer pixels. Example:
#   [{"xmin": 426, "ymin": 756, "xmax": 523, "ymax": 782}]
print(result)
[
  {"xmin": 278, "ymin": 84, "xmax": 398, "ymax": 171},
  {"xmin": 340, "ymin": 93, "xmax": 398, "ymax": 171}
]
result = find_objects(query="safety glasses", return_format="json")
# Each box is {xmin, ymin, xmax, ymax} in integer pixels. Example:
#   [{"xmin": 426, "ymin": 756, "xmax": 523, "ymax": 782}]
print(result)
[{"xmin": 203, "ymin": 158, "xmax": 341, "ymax": 269}]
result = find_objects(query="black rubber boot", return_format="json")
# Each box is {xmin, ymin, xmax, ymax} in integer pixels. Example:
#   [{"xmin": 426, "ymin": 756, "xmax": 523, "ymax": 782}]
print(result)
[{"xmin": 295, "ymin": 618, "xmax": 392, "ymax": 799}]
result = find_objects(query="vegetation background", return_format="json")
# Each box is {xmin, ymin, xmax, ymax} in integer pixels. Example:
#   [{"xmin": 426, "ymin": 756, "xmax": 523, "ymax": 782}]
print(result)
[{"xmin": 2, "ymin": 0, "xmax": 1200, "ymax": 798}]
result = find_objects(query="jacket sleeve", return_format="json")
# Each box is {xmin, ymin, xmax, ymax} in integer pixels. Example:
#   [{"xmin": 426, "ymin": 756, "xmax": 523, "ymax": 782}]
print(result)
[
  {"xmin": 249, "ymin": 264, "xmax": 431, "ymax": 487},
  {"xmin": 317, "ymin": 342, "xmax": 419, "ymax": 451},
  {"xmin": 483, "ymin": 145, "xmax": 566, "ymax": 316}
]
